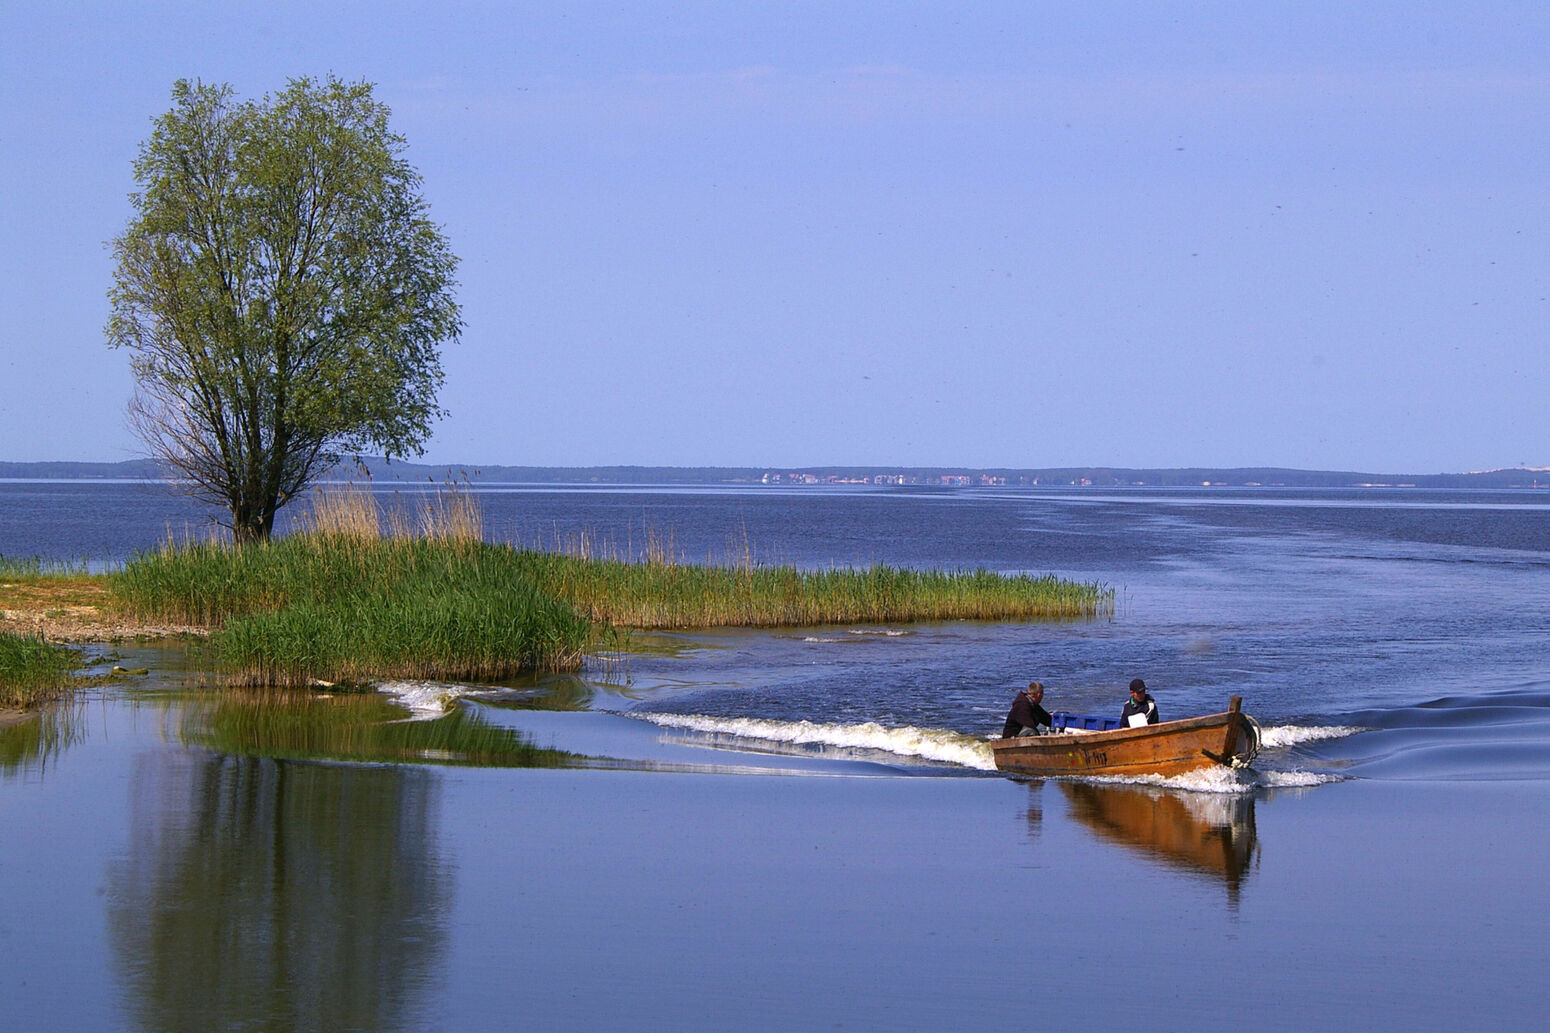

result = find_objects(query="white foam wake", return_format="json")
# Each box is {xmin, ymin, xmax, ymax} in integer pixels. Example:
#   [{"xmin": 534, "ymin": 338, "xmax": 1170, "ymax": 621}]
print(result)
[
  {"xmin": 1259, "ymin": 724, "xmax": 1366, "ymax": 749},
  {"xmin": 635, "ymin": 713, "xmax": 998, "ymax": 770},
  {"xmin": 377, "ymin": 680, "xmax": 463, "ymax": 719},
  {"xmin": 1083, "ymin": 765, "xmax": 1343, "ymax": 794},
  {"xmin": 801, "ymin": 628, "xmax": 913, "ymax": 643}
]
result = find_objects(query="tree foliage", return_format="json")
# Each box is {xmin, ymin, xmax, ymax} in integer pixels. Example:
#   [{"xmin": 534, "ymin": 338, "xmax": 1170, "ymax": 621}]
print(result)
[{"xmin": 108, "ymin": 77, "xmax": 461, "ymax": 542}]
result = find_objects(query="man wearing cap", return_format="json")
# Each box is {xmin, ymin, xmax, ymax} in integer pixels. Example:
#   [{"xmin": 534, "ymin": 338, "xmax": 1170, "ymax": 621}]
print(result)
[
  {"xmin": 1121, "ymin": 678, "xmax": 1160, "ymax": 727},
  {"xmin": 1001, "ymin": 681, "xmax": 1054, "ymax": 738}
]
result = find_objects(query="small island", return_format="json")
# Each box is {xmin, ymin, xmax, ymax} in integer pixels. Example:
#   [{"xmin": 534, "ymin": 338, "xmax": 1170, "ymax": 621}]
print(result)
[{"xmin": 2, "ymin": 486, "xmax": 1112, "ymax": 704}]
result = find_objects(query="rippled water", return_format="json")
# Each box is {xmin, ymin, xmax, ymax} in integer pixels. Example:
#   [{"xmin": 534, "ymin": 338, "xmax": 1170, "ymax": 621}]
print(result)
[
  {"xmin": 411, "ymin": 482, "xmax": 1548, "ymax": 786},
  {"xmin": 5, "ymin": 480, "xmax": 1549, "ymax": 782},
  {"xmin": 4, "ymin": 481, "xmax": 1548, "ymax": 1031}
]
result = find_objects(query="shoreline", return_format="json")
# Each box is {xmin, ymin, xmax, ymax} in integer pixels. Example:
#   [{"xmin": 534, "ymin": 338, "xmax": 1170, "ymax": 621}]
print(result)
[{"xmin": 1, "ymin": 578, "xmax": 205, "ymax": 643}]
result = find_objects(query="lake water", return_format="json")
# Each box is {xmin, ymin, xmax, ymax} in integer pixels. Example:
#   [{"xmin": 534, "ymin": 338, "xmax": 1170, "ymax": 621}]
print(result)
[{"xmin": 3, "ymin": 480, "xmax": 1549, "ymax": 1031}]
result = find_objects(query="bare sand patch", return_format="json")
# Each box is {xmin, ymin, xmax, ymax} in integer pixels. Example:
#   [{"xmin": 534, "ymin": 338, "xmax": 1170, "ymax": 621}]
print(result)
[{"xmin": 0, "ymin": 579, "xmax": 206, "ymax": 642}]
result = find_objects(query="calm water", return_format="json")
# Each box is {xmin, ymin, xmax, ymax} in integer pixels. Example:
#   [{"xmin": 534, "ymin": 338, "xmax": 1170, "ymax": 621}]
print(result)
[{"xmin": 3, "ymin": 481, "xmax": 1549, "ymax": 1031}]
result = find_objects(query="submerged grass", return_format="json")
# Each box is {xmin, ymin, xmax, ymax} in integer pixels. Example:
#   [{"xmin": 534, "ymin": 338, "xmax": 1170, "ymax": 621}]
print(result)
[{"xmin": 0, "ymin": 630, "xmax": 79, "ymax": 708}]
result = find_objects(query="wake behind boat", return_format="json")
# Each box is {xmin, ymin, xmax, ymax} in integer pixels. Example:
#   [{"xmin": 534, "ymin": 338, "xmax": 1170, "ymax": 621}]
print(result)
[{"xmin": 991, "ymin": 697, "xmax": 1262, "ymax": 778}]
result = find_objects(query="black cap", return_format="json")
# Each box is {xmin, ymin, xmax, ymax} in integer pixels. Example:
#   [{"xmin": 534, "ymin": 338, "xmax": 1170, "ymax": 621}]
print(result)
[{"xmin": 1129, "ymin": 678, "xmax": 1147, "ymax": 693}]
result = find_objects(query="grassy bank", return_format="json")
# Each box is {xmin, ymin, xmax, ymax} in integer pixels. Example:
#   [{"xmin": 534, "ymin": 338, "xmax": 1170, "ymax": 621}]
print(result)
[
  {"xmin": 0, "ymin": 630, "xmax": 79, "ymax": 708},
  {"xmin": 525, "ymin": 552, "xmax": 1112, "ymax": 627},
  {"xmin": 0, "ymin": 555, "xmax": 87, "ymax": 578},
  {"xmin": 104, "ymin": 487, "xmax": 1112, "ymax": 688},
  {"xmin": 111, "ymin": 534, "xmax": 593, "ymax": 687}
]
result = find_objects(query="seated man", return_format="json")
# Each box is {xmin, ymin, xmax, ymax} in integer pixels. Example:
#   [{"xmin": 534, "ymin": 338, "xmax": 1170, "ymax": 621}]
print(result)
[
  {"xmin": 1001, "ymin": 681, "xmax": 1053, "ymax": 738},
  {"xmin": 1121, "ymin": 678, "xmax": 1160, "ymax": 727}
]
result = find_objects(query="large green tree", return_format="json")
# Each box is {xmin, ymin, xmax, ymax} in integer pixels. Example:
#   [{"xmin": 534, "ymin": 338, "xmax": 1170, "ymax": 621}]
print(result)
[{"xmin": 108, "ymin": 77, "xmax": 461, "ymax": 542}]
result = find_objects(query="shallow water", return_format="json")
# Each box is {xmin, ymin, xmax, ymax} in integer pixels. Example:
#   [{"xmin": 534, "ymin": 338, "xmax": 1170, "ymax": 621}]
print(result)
[{"xmin": 3, "ymin": 483, "xmax": 1549, "ymax": 1030}]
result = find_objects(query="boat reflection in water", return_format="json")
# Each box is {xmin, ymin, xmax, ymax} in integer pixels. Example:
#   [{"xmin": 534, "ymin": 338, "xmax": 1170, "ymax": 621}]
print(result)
[{"xmin": 1058, "ymin": 783, "xmax": 1259, "ymax": 905}]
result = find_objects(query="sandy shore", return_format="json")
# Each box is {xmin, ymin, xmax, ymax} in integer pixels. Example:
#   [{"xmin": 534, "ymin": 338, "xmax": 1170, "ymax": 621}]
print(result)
[{"xmin": 0, "ymin": 579, "xmax": 205, "ymax": 643}]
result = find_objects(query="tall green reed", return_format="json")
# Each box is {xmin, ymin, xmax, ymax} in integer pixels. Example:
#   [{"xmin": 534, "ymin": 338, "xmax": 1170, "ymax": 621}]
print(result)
[
  {"xmin": 0, "ymin": 631, "xmax": 79, "ymax": 708},
  {"xmin": 108, "ymin": 485, "xmax": 1113, "ymax": 687}
]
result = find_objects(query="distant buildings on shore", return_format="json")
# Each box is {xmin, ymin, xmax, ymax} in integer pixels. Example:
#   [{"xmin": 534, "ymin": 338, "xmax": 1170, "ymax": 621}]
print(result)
[
  {"xmin": 755, "ymin": 471, "xmax": 1550, "ymax": 488},
  {"xmin": 759, "ymin": 472, "xmax": 1007, "ymax": 486},
  {"xmin": 754, "ymin": 472, "xmax": 1277, "ymax": 486},
  {"xmin": 5, "ymin": 458, "xmax": 1549, "ymax": 490}
]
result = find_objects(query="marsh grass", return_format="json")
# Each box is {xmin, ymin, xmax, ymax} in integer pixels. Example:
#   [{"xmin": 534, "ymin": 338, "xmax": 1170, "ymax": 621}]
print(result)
[
  {"xmin": 182, "ymin": 688, "xmax": 573, "ymax": 767},
  {"xmin": 508, "ymin": 505, "xmax": 1112, "ymax": 627},
  {"xmin": 0, "ymin": 554, "xmax": 89, "ymax": 578},
  {"xmin": 109, "ymin": 485, "xmax": 1113, "ymax": 687},
  {"xmin": 0, "ymin": 630, "xmax": 80, "ymax": 708},
  {"xmin": 304, "ymin": 481, "xmax": 484, "ymax": 543},
  {"xmin": 523, "ymin": 552, "xmax": 1113, "ymax": 628},
  {"xmin": 298, "ymin": 483, "xmax": 385, "ymax": 540},
  {"xmin": 111, "ymin": 533, "xmax": 592, "ymax": 687}
]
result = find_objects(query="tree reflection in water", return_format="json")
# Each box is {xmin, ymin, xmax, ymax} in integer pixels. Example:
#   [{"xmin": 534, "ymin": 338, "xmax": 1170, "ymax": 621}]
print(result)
[{"xmin": 108, "ymin": 750, "xmax": 450, "ymax": 1032}]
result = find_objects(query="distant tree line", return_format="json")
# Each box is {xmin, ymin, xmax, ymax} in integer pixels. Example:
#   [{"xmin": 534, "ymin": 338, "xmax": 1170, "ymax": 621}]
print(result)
[{"xmin": 5, "ymin": 459, "xmax": 1548, "ymax": 490}]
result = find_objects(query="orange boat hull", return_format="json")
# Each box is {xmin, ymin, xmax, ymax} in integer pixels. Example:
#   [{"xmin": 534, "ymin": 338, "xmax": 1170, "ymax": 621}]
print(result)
[{"xmin": 991, "ymin": 698, "xmax": 1259, "ymax": 777}]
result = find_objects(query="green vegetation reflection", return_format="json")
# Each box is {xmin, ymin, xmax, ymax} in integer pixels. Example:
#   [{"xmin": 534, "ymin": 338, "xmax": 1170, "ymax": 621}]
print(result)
[
  {"xmin": 182, "ymin": 689, "xmax": 576, "ymax": 768},
  {"xmin": 1, "ymin": 702, "xmax": 85, "ymax": 778},
  {"xmin": 108, "ymin": 751, "xmax": 450, "ymax": 1032}
]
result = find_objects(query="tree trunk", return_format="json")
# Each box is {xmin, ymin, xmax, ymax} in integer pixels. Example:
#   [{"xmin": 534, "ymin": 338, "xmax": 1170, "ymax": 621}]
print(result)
[{"xmin": 231, "ymin": 499, "xmax": 277, "ymax": 544}]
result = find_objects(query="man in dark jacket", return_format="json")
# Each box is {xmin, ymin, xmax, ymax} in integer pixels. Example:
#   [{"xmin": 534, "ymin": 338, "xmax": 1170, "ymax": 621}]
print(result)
[
  {"xmin": 1120, "ymin": 678, "xmax": 1160, "ymax": 727},
  {"xmin": 1001, "ymin": 682, "xmax": 1053, "ymax": 738}
]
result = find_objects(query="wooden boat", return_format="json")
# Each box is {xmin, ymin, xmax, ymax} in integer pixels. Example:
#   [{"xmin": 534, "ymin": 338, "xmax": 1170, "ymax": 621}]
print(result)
[{"xmin": 991, "ymin": 697, "xmax": 1261, "ymax": 778}]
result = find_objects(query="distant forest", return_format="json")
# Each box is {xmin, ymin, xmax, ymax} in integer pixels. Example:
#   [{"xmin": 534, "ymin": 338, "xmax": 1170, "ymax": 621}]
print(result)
[{"xmin": 3, "ymin": 458, "xmax": 1548, "ymax": 489}]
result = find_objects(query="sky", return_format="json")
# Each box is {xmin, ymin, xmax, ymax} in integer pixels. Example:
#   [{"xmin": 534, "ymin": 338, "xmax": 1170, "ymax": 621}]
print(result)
[{"xmin": 2, "ymin": 2, "xmax": 1547, "ymax": 473}]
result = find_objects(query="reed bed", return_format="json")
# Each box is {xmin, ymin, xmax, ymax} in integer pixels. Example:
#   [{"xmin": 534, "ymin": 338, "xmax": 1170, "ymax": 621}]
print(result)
[
  {"xmin": 0, "ymin": 631, "xmax": 79, "ymax": 708},
  {"xmin": 0, "ymin": 555, "xmax": 88, "ymax": 578},
  {"xmin": 111, "ymin": 535, "xmax": 591, "ymax": 687},
  {"xmin": 108, "ymin": 484, "xmax": 1113, "ymax": 687},
  {"xmin": 213, "ymin": 584, "xmax": 589, "ymax": 687},
  {"xmin": 112, "ymin": 485, "xmax": 588, "ymax": 686},
  {"xmin": 522, "ymin": 553, "xmax": 1114, "ymax": 628}
]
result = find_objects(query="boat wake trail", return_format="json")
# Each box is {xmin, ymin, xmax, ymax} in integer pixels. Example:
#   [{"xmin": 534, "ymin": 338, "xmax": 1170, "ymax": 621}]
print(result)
[
  {"xmin": 1258, "ymin": 723, "xmax": 1367, "ymax": 749},
  {"xmin": 1083, "ymin": 762, "xmax": 1343, "ymax": 794},
  {"xmin": 372, "ymin": 681, "xmax": 1364, "ymax": 789},
  {"xmin": 376, "ymin": 680, "xmax": 464, "ymax": 719},
  {"xmin": 633, "ymin": 713, "xmax": 999, "ymax": 770},
  {"xmin": 633, "ymin": 715, "xmax": 1363, "ymax": 786}
]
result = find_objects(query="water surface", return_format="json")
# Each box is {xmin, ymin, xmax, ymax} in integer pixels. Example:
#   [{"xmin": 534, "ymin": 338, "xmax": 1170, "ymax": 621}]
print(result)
[{"xmin": 3, "ymin": 482, "xmax": 1548, "ymax": 1031}]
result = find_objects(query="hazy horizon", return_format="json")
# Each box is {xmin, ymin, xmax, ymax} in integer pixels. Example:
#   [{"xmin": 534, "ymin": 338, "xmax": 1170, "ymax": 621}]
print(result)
[{"xmin": 4, "ymin": 455, "xmax": 1547, "ymax": 481}]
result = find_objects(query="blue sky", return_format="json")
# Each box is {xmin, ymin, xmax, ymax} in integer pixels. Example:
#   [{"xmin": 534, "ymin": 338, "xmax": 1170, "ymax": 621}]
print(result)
[{"xmin": 3, "ymin": 2, "xmax": 1547, "ymax": 472}]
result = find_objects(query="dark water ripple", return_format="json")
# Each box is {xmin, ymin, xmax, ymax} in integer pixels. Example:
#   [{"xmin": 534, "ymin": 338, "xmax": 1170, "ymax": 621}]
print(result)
[{"xmin": 1289, "ymin": 685, "xmax": 1550, "ymax": 781}]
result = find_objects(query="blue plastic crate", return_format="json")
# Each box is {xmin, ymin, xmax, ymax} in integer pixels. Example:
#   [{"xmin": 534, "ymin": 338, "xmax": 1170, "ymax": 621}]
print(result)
[{"xmin": 1051, "ymin": 711, "xmax": 1121, "ymax": 732}]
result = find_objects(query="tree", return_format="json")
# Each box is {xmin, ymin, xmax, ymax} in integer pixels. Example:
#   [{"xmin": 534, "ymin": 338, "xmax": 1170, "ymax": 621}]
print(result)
[{"xmin": 107, "ymin": 77, "xmax": 461, "ymax": 542}]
